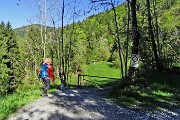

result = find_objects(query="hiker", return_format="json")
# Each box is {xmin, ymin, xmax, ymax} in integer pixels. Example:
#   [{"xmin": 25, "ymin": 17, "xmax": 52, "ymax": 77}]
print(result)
[{"xmin": 39, "ymin": 58, "xmax": 55, "ymax": 97}]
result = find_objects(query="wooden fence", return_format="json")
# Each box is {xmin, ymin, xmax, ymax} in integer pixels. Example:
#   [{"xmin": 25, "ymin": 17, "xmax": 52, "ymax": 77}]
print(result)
[{"xmin": 77, "ymin": 74, "xmax": 120, "ymax": 87}]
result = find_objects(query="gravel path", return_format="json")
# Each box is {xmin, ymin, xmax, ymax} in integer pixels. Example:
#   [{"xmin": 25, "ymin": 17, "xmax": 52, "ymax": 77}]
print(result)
[{"xmin": 8, "ymin": 87, "xmax": 180, "ymax": 120}]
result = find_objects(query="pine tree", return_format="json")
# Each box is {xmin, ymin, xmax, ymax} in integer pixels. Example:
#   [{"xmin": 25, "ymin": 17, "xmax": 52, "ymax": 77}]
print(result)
[
  {"xmin": 4, "ymin": 21, "xmax": 21, "ymax": 93},
  {"xmin": 0, "ymin": 21, "xmax": 10, "ymax": 95}
]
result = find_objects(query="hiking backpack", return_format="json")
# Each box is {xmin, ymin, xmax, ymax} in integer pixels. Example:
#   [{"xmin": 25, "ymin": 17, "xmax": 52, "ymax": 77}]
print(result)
[{"xmin": 39, "ymin": 63, "xmax": 49, "ymax": 78}]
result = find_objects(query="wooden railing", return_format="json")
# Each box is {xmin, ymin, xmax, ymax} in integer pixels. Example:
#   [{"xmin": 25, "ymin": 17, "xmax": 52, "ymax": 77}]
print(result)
[{"xmin": 77, "ymin": 74, "xmax": 120, "ymax": 87}]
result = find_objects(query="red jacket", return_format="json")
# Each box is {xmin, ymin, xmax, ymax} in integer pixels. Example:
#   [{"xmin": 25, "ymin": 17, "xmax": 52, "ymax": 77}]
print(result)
[{"xmin": 44, "ymin": 62, "xmax": 55, "ymax": 83}]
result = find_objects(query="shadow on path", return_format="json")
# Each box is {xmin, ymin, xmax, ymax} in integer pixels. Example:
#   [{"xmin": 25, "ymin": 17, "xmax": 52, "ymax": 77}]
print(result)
[{"xmin": 8, "ymin": 87, "xmax": 180, "ymax": 120}]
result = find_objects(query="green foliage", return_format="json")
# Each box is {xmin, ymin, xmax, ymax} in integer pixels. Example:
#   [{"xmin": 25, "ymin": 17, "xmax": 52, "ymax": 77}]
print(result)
[
  {"xmin": 132, "ymin": 0, "xmax": 179, "ymax": 71},
  {"xmin": 12, "ymin": 0, "xmax": 179, "ymax": 73},
  {"xmin": 0, "ymin": 21, "xmax": 21, "ymax": 95},
  {"xmin": 0, "ymin": 83, "xmax": 41, "ymax": 120},
  {"xmin": 157, "ymin": 0, "xmax": 180, "ymax": 68},
  {"xmin": 0, "ymin": 21, "xmax": 10, "ymax": 94},
  {"xmin": 109, "ymin": 72, "xmax": 180, "ymax": 109},
  {"xmin": 14, "ymin": 24, "xmax": 54, "ymax": 37},
  {"xmin": 111, "ymin": 60, "xmax": 120, "ymax": 68},
  {"xmin": 0, "ymin": 0, "xmax": 178, "ymax": 118}
]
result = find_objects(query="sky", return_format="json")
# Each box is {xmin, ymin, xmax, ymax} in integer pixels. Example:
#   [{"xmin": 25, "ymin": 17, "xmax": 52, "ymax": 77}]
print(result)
[
  {"xmin": 0, "ymin": 0, "xmax": 125, "ymax": 29},
  {"xmin": 0, "ymin": 0, "xmax": 32, "ymax": 28}
]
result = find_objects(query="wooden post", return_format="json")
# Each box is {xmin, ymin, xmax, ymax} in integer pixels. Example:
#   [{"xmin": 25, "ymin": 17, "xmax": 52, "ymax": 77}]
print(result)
[
  {"xmin": 77, "ymin": 69, "xmax": 81, "ymax": 87},
  {"xmin": 78, "ymin": 73, "xmax": 81, "ymax": 87}
]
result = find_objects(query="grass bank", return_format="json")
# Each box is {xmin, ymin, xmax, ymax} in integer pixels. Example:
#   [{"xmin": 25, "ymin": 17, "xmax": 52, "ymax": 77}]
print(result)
[
  {"xmin": 109, "ymin": 72, "xmax": 180, "ymax": 110},
  {"xmin": 0, "ymin": 81, "xmax": 41, "ymax": 120},
  {"xmin": 0, "ymin": 78, "xmax": 63, "ymax": 120}
]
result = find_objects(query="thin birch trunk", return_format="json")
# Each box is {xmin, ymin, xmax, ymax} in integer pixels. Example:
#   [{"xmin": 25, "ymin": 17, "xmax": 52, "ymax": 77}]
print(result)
[
  {"xmin": 38, "ymin": 0, "xmax": 44, "ymax": 59},
  {"xmin": 44, "ymin": 0, "xmax": 47, "ymax": 59}
]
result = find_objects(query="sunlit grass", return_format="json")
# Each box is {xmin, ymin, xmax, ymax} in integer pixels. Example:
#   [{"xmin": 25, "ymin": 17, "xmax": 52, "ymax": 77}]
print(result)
[
  {"xmin": 80, "ymin": 61, "xmax": 121, "ymax": 87},
  {"xmin": 109, "ymin": 72, "xmax": 180, "ymax": 109},
  {"xmin": 85, "ymin": 61, "xmax": 120, "ymax": 78},
  {"xmin": 0, "ymin": 81, "xmax": 41, "ymax": 120},
  {"xmin": 55, "ymin": 61, "xmax": 123, "ymax": 87},
  {"xmin": 152, "ymin": 90, "xmax": 173, "ymax": 97}
]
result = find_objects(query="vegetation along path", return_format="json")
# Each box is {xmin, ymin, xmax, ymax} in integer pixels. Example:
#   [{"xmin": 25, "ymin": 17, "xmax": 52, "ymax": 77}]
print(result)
[{"xmin": 9, "ymin": 87, "xmax": 180, "ymax": 120}]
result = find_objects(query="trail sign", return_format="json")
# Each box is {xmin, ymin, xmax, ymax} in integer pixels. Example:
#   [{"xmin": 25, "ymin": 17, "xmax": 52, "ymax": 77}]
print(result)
[{"xmin": 130, "ymin": 54, "xmax": 140, "ymax": 68}]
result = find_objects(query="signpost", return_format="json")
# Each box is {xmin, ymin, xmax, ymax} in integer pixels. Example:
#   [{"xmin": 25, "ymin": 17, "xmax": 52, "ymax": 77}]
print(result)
[{"xmin": 130, "ymin": 54, "xmax": 140, "ymax": 68}]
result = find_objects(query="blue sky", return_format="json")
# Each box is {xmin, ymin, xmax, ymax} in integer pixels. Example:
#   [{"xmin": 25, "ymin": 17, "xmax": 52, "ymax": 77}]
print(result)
[
  {"xmin": 0, "ymin": 0, "xmax": 125, "ymax": 29},
  {"xmin": 0, "ymin": 0, "xmax": 32, "ymax": 28}
]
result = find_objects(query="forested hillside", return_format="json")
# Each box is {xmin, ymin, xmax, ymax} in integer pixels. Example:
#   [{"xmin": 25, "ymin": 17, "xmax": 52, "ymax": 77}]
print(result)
[
  {"xmin": 0, "ymin": 0, "xmax": 180, "ymax": 119},
  {"xmin": 1, "ymin": 0, "xmax": 179, "ymax": 96}
]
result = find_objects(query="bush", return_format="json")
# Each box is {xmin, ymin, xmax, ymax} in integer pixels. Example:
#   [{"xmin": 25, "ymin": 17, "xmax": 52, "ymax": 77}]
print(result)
[{"xmin": 111, "ymin": 60, "xmax": 120, "ymax": 68}]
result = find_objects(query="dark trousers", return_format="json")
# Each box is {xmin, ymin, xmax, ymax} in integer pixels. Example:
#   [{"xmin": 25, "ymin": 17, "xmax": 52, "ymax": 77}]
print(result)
[{"xmin": 42, "ymin": 79, "xmax": 50, "ymax": 94}]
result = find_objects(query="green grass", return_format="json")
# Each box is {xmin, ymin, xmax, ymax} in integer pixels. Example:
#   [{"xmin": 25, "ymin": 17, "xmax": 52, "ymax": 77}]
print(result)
[
  {"xmin": 81, "ymin": 61, "xmax": 121, "ymax": 87},
  {"xmin": 0, "ymin": 82, "xmax": 41, "ymax": 120},
  {"xmin": 0, "ymin": 78, "xmax": 62, "ymax": 120},
  {"xmin": 109, "ymin": 72, "xmax": 180, "ymax": 110},
  {"xmin": 85, "ymin": 61, "xmax": 120, "ymax": 78}
]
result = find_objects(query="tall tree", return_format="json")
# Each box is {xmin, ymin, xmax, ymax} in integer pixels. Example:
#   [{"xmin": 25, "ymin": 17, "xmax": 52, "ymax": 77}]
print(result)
[
  {"xmin": 125, "ymin": 0, "xmax": 131, "ymax": 77},
  {"xmin": 61, "ymin": 0, "xmax": 66, "ymax": 85},
  {"xmin": 5, "ymin": 22, "xmax": 21, "ymax": 93},
  {"xmin": 152, "ymin": 0, "xmax": 161, "ymax": 56},
  {"xmin": 110, "ymin": 0, "xmax": 125, "ymax": 78},
  {"xmin": 0, "ymin": 21, "xmax": 10, "ymax": 95},
  {"xmin": 44, "ymin": 0, "xmax": 47, "ymax": 59},
  {"xmin": 128, "ymin": 0, "xmax": 140, "ymax": 82},
  {"xmin": 38, "ymin": 0, "xmax": 44, "ymax": 59},
  {"xmin": 146, "ymin": 0, "xmax": 161, "ymax": 71}
]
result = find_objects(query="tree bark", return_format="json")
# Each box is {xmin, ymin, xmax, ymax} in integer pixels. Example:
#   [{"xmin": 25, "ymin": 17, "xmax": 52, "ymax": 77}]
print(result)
[
  {"xmin": 38, "ymin": 0, "xmax": 44, "ymax": 59},
  {"xmin": 110, "ymin": 0, "xmax": 124, "ymax": 78},
  {"xmin": 125, "ymin": 0, "xmax": 130, "ymax": 77},
  {"xmin": 128, "ymin": 0, "xmax": 140, "ymax": 82},
  {"xmin": 152, "ymin": 0, "xmax": 161, "ymax": 58},
  {"xmin": 44, "ymin": 0, "xmax": 47, "ymax": 59},
  {"xmin": 61, "ymin": 0, "xmax": 66, "ymax": 85},
  {"xmin": 146, "ymin": 0, "xmax": 160, "ymax": 71}
]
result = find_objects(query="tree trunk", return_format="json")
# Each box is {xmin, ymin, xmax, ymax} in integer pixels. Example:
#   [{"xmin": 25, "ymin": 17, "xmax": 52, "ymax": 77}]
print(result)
[
  {"xmin": 67, "ymin": 1, "xmax": 77, "ymax": 81},
  {"xmin": 111, "ymin": 0, "xmax": 124, "ymax": 78},
  {"xmin": 125, "ymin": 0, "xmax": 130, "ymax": 77},
  {"xmin": 61, "ymin": 0, "xmax": 66, "ymax": 85},
  {"xmin": 128, "ymin": 0, "xmax": 140, "ymax": 82},
  {"xmin": 44, "ymin": 0, "xmax": 47, "ymax": 59},
  {"xmin": 146, "ymin": 0, "xmax": 160, "ymax": 71},
  {"xmin": 152, "ymin": 0, "xmax": 161, "ymax": 58},
  {"xmin": 38, "ymin": 0, "xmax": 44, "ymax": 59}
]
